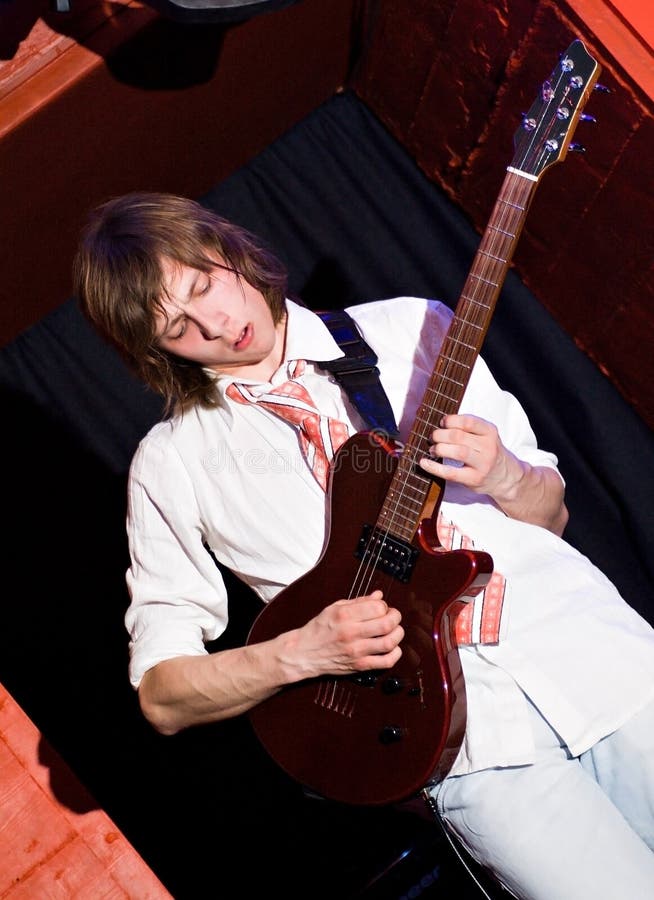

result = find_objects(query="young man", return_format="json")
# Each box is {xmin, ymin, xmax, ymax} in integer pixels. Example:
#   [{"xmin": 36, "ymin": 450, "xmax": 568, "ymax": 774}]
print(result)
[{"xmin": 74, "ymin": 191, "xmax": 654, "ymax": 899}]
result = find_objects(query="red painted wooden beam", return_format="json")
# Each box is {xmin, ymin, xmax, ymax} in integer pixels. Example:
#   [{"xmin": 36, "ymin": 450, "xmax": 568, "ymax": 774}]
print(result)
[{"xmin": 0, "ymin": 681, "xmax": 171, "ymax": 897}]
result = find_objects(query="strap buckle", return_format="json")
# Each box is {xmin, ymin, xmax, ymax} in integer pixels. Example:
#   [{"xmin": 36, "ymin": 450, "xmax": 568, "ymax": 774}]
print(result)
[
  {"xmin": 316, "ymin": 309, "xmax": 399, "ymax": 439},
  {"xmin": 316, "ymin": 309, "xmax": 379, "ymax": 374}
]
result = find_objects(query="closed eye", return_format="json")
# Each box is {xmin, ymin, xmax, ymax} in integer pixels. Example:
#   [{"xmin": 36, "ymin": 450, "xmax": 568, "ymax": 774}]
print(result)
[
  {"xmin": 168, "ymin": 275, "xmax": 210, "ymax": 338},
  {"xmin": 169, "ymin": 316, "xmax": 188, "ymax": 340}
]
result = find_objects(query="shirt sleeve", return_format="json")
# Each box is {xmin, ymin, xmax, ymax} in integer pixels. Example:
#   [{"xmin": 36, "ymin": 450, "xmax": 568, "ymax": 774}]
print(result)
[
  {"xmin": 125, "ymin": 429, "xmax": 230, "ymax": 688},
  {"xmin": 462, "ymin": 352, "xmax": 563, "ymax": 478}
]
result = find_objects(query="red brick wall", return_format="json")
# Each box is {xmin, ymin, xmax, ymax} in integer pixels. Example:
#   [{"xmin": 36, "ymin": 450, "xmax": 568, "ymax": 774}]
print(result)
[{"xmin": 353, "ymin": 0, "xmax": 654, "ymax": 429}]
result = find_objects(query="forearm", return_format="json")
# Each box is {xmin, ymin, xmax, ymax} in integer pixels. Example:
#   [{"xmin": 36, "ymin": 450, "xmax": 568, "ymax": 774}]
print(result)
[
  {"xmin": 491, "ymin": 458, "xmax": 568, "ymax": 535},
  {"xmin": 138, "ymin": 638, "xmax": 292, "ymax": 735},
  {"xmin": 138, "ymin": 592, "xmax": 404, "ymax": 736}
]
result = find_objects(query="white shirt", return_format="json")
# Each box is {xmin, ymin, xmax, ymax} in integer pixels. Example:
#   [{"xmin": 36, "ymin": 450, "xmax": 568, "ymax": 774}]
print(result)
[{"xmin": 125, "ymin": 297, "xmax": 654, "ymax": 776}]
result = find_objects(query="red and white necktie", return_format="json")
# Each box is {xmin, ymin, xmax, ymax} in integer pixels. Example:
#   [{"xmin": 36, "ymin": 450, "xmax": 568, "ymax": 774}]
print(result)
[
  {"xmin": 226, "ymin": 360, "xmax": 350, "ymax": 491},
  {"xmin": 436, "ymin": 516, "xmax": 507, "ymax": 648}
]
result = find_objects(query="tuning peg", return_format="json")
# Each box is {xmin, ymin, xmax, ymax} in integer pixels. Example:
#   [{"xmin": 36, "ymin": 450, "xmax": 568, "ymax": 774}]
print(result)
[
  {"xmin": 569, "ymin": 143, "xmax": 586, "ymax": 152},
  {"xmin": 594, "ymin": 83, "xmax": 611, "ymax": 93},
  {"xmin": 580, "ymin": 113, "xmax": 597, "ymax": 123}
]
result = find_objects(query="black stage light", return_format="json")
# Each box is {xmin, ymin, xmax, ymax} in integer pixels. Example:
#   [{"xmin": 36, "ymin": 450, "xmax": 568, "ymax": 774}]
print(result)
[
  {"xmin": 142, "ymin": 0, "xmax": 302, "ymax": 24},
  {"xmin": 52, "ymin": 0, "xmax": 303, "ymax": 24}
]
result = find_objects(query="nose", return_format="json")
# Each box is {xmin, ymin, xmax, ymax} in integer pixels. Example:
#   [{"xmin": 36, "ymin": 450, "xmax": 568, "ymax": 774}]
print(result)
[{"xmin": 189, "ymin": 303, "xmax": 227, "ymax": 340}]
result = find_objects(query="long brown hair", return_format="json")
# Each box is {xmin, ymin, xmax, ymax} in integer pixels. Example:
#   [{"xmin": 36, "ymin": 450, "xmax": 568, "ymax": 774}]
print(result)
[{"xmin": 73, "ymin": 192, "xmax": 288, "ymax": 413}]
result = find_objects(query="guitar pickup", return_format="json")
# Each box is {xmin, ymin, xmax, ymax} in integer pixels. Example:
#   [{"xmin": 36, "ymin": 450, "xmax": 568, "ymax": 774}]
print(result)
[{"xmin": 355, "ymin": 524, "xmax": 419, "ymax": 583}]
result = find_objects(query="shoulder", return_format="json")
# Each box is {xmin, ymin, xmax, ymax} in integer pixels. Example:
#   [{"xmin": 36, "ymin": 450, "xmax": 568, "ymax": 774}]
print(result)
[
  {"xmin": 346, "ymin": 296, "xmax": 452, "ymax": 326},
  {"xmin": 129, "ymin": 408, "xmax": 207, "ymax": 478},
  {"xmin": 345, "ymin": 297, "xmax": 453, "ymax": 359},
  {"xmin": 129, "ymin": 420, "xmax": 176, "ymax": 480}
]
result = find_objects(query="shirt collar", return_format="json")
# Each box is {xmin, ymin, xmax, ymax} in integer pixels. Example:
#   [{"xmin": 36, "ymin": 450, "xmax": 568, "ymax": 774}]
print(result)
[
  {"xmin": 283, "ymin": 298, "xmax": 345, "ymax": 367},
  {"xmin": 211, "ymin": 298, "xmax": 345, "ymax": 403}
]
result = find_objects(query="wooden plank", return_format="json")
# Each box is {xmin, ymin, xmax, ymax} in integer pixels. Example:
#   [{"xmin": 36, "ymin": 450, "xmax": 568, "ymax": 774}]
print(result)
[
  {"xmin": 606, "ymin": 0, "xmax": 654, "ymax": 51},
  {"xmin": 0, "ymin": 682, "xmax": 172, "ymax": 898},
  {"xmin": 566, "ymin": 0, "xmax": 654, "ymax": 99},
  {"xmin": 0, "ymin": 2, "xmax": 157, "ymax": 132}
]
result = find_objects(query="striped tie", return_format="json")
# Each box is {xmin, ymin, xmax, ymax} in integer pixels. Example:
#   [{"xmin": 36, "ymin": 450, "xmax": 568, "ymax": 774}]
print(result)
[
  {"xmin": 437, "ymin": 516, "xmax": 507, "ymax": 648},
  {"xmin": 226, "ymin": 360, "xmax": 350, "ymax": 491}
]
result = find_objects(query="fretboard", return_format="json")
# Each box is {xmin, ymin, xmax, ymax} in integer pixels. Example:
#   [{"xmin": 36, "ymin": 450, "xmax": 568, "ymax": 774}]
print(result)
[{"xmin": 376, "ymin": 169, "xmax": 538, "ymax": 542}]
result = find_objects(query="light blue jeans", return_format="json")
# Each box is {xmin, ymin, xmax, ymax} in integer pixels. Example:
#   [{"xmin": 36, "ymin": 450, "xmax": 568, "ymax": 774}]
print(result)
[{"xmin": 433, "ymin": 697, "xmax": 654, "ymax": 899}]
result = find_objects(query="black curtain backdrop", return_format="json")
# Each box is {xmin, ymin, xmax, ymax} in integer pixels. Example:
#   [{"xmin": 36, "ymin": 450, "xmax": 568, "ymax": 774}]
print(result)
[{"xmin": 1, "ymin": 91, "xmax": 652, "ymax": 899}]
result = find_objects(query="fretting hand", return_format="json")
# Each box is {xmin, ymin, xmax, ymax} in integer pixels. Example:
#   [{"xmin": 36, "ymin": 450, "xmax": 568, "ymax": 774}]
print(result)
[{"xmin": 419, "ymin": 413, "xmax": 568, "ymax": 534}]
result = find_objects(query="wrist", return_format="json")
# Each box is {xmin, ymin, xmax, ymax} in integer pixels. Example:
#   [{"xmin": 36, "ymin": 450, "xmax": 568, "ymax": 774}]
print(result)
[{"xmin": 494, "ymin": 455, "xmax": 530, "ymax": 507}]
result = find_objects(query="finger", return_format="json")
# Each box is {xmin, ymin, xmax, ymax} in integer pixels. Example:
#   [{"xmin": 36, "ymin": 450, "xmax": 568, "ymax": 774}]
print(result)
[
  {"xmin": 442, "ymin": 413, "xmax": 490, "ymax": 435},
  {"xmin": 356, "ymin": 639, "xmax": 403, "ymax": 669},
  {"xmin": 352, "ymin": 627, "xmax": 404, "ymax": 660},
  {"xmin": 355, "ymin": 609, "xmax": 403, "ymax": 640},
  {"xmin": 344, "ymin": 590, "xmax": 386, "ymax": 615}
]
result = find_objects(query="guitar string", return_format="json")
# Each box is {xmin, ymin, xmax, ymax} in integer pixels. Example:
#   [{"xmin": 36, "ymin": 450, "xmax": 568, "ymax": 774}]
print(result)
[{"xmin": 346, "ymin": 173, "xmax": 527, "ymax": 606}]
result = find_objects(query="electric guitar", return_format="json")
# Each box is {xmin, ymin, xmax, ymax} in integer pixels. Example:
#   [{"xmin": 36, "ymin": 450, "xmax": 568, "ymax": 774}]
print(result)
[{"xmin": 247, "ymin": 40, "xmax": 601, "ymax": 805}]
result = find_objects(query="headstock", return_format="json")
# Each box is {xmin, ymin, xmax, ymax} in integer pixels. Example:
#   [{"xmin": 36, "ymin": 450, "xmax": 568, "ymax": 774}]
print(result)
[{"xmin": 511, "ymin": 39, "xmax": 602, "ymax": 179}]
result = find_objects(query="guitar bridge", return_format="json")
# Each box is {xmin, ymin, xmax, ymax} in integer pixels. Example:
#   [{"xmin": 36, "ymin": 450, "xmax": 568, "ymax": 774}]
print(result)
[{"xmin": 356, "ymin": 524, "xmax": 419, "ymax": 583}]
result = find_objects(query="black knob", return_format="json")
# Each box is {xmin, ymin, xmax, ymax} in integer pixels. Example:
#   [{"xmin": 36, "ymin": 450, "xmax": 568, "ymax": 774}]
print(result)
[
  {"xmin": 379, "ymin": 725, "xmax": 403, "ymax": 744},
  {"xmin": 352, "ymin": 672, "xmax": 377, "ymax": 687}
]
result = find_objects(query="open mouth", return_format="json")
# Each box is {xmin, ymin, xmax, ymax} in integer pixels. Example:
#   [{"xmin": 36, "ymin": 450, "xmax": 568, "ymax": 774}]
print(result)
[{"xmin": 234, "ymin": 324, "xmax": 252, "ymax": 350}]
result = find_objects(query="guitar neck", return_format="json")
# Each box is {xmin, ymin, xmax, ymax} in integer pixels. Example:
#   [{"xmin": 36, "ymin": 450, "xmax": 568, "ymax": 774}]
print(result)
[
  {"xmin": 377, "ymin": 169, "xmax": 538, "ymax": 541},
  {"xmin": 373, "ymin": 38, "xmax": 600, "ymax": 543},
  {"xmin": 433, "ymin": 168, "xmax": 538, "ymax": 415}
]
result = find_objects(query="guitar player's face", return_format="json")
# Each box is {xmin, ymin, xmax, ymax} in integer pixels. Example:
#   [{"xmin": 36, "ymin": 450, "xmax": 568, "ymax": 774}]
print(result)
[{"xmin": 155, "ymin": 257, "xmax": 286, "ymax": 381}]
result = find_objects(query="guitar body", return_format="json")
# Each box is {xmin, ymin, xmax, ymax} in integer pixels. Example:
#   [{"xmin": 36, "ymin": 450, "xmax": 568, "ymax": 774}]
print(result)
[{"xmin": 247, "ymin": 433, "xmax": 493, "ymax": 805}]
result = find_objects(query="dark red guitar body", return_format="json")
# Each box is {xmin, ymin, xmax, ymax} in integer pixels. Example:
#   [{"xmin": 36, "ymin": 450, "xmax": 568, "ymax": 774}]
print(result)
[{"xmin": 247, "ymin": 433, "xmax": 493, "ymax": 805}]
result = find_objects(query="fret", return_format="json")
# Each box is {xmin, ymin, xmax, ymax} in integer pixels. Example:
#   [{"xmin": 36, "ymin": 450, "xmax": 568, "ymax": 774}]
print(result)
[
  {"xmin": 384, "ymin": 481, "xmax": 429, "ymax": 503},
  {"xmin": 458, "ymin": 291, "xmax": 493, "ymax": 306},
  {"xmin": 497, "ymin": 198, "xmax": 527, "ymax": 211},
  {"xmin": 427, "ymin": 388, "xmax": 463, "ymax": 408},
  {"xmin": 386, "ymin": 507, "xmax": 421, "ymax": 529},
  {"xmin": 478, "ymin": 249, "xmax": 508, "ymax": 263},
  {"xmin": 446, "ymin": 335, "xmax": 481, "ymax": 352},
  {"xmin": 425, "ymin": 371, "xmax": 467, "ymax": 389},
  {"xmin": 488, "ymin": 224, "xmax": 515, "ymax": 237},
  {"xmin": 467, "ymin": 274, "xmax": 500, "ymax": 287}
]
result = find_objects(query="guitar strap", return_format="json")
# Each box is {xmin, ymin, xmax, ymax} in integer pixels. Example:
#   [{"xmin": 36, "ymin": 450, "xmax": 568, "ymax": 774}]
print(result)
[{"xmin": 316, "ymin": 309, "xmax": 400, "ymax": 440}]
